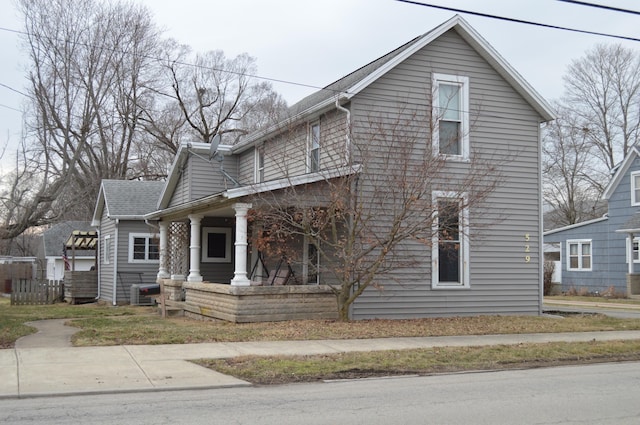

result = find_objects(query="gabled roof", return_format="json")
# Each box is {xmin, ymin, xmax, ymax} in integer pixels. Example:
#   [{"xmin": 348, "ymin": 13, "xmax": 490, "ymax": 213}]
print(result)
[
  {"xmin": 42, "ymin": 221, "xmax": 93, "ymax": 257},
  {"xmin": 233, "ymin": 14, "xmax": 555, "ymax": 154},
  {"xmin": 616, "ymin": 212, "xmax": 640, "ymax": 234},
  {"xmin": 602, "ymin": 145, "xmax": 640, "ymax": 200},
  {"xmin": 157, "ymin": 142, "xmax": 211, "ymax": 210},
  {"xmin": 543, "ymin": 215, "xmax": 609, "ymax": 236},
  {"xmin": 91, "ymin": 180, "xmax": 165, "ymax": 226}
]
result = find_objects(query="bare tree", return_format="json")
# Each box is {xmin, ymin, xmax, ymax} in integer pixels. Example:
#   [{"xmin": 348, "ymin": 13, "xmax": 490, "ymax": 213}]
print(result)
[
  {"xmin": 143, "ymin": 45, "xmax": 288, "ymax": 154},
  {"xmin": 563, "ymin": 43, "xmax": 640, "ymax": 170},
  {"xmin": 249, "ymin": 104, "xmax": 503, "ymax": 321},
  {"xmin": 0, "ymin": 0, "xmax": 163, "ymax": 238},
  {"xmin": 543, "ymin": 102, "xmax": 607, "ymax": 228}
]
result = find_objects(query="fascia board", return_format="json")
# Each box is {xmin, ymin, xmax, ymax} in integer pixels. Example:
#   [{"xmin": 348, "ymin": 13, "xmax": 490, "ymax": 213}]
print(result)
[
  {"xmin": 543, "ymin": 216, "xmax": 608, "ymax": 236},
  {"xmin": 602, "ymin": 146, "xmax": 640, "ymax": 200}
]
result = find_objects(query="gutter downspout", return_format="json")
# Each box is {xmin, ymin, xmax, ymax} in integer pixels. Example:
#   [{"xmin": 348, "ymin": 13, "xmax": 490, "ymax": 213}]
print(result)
[
  {"xmin": 95, "ymin": 228, "xmax": 101, "ymax": 300},
  {"xmin": 335, "ymin": 96, "xmax": 351, "ymax": 165},
  {"xmin": 112, "ymin": 219, "xmax": 119, "ymax": 306}
]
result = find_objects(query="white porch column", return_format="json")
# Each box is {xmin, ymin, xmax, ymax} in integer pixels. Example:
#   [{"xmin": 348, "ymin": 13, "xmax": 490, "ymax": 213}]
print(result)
[
  {"xmin": 157, "ymin": 221, "xmax": 170, "ymax": 279},
  {"xmin": 187, "ymin": 214, "xmax": 204, "ymax": 282},
  {"xmin": 231, "ymin": 203, "xmax": 252, "ymax": 286}
]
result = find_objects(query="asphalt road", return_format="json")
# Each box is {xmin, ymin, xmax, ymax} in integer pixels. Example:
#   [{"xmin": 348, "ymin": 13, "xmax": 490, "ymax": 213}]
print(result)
[{"xmin": 2, "ymin": 362, "xmax": 639, "ymax": 424}]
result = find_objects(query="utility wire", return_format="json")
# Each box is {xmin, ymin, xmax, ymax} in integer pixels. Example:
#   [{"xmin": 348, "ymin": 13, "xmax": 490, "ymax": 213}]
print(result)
[
  {"xmin": 395, "ymin": 0, "xmax": 640, "ymax": 42},
  {"xmin": 557, "ymin": 0, "xmax": 640, "ymax": 16}
]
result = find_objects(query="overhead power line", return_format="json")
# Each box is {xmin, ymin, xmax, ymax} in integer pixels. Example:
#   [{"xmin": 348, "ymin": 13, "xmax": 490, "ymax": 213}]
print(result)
[
  {"xmin": 395, "ymin": 0, "xmax": 640, "ymax": 43},
  {"xmin": 557, "ymin": 0, "xmax": 640, "ymax": 16}
]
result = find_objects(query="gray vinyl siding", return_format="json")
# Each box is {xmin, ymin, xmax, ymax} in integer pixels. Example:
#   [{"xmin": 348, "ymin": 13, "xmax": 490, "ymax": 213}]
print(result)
[
  {"xmin": 169, "ymin": 153, "xmax": 239, "ymax": 208},
  {"xmin": 112, "ymin": 220, "xmax": 160, "ymax": 304},
  {"xmin": 237, "ymin": 149, "xmax": 255, "ymax": 185},
  {"xmin": 544, "ymin": 219, "xmax": 612, "ymax": 291},
  {"xmin": 97, "ymin": 211, "xmax": 116, "ymax": 304},
  {"xmin": 349, "ymin": 29, "xmax": 543, "ymax": 319}
]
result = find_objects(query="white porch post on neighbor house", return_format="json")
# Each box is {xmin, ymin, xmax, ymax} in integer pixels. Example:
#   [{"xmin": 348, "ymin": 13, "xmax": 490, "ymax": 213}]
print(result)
[
  {"xmin": 231, "ymin": 203, "xmax": 252, "ymax": 286},
  {"xmin": 157, "ymin": 221, "xmax": 170, "ymax": 279},
  {"xmin": 187, "ymin": 214, "xmax": 204, "ymax": 282},
  {"xmin": 629, "ymin": 233, "xmax": 635, "ymax": 275}
]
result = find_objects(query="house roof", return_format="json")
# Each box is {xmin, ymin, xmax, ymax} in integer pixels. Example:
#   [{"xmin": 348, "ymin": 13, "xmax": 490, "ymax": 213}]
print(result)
[
  {"xmin": 616, "ymin": 212, "xmax": 640, "ymax": 234},
  {"xmin": 232, "ymin": 14, "xmax": 555, "ymax": 154},
  {"xmin": 543, "ymin": 215, "xmax": 609, "ymax": 236},
  {"xmin": 42, "ymin": 221, "xmax": 93, "ymax": 258},
  {"xmin": 602, "ymin": 145, "xmax": 640, "ymax": 200},
  {"xmin": 91, "ymin": 180, "xmax": 165, "ymax": 226}
]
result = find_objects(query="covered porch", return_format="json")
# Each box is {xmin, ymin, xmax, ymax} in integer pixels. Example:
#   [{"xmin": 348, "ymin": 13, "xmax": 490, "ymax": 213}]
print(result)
[{"xmin": 150, "ymin": 199, "xmax": 337, "ymax": 322}]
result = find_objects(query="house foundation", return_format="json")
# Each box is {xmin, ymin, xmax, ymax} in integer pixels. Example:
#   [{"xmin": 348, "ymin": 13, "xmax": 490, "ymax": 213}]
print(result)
[
  {"xmin": 627, "ymin": 273, "xmax": 640, "ymax": 297},
  {"xmin": 182, "ymin": 282, "xmax": 338, "ymax": 323}
]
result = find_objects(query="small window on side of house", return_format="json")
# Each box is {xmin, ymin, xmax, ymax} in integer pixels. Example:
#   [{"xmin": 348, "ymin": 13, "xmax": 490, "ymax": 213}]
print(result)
[
  {"xmin": 254, "ymin": 146, "xmax": 265, "ymax": 183},
  {"xmin": 103, "ymin": 235, "xmax": 111, "ymax": 265},
  {"xmin": 308, "ymin": 122, "xmax": 320, "ymax": 173},
  {"xmin": 566, "ymin": 240, "xmax": 592, "ymax": 271},
  {"xmin": 631, "ymin": 171, "xmax": 640, "ymax": 205},
  {"xmin": 432, "ymin": 74, "xmax": 469, "ymax": 160},
  {"xmin": 432, "ymin": 191, "xmax": 469, "ymax": 289}
]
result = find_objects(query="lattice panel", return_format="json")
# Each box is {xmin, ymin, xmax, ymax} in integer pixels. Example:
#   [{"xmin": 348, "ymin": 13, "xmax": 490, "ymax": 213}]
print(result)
[{"xmin": 168, "ymin": 222, "xmax": 189, "ymax": 277}]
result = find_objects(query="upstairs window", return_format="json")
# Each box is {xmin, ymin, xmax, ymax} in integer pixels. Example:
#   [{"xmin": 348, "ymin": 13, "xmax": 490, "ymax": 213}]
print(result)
[
  {"xmin": 308, "ymin": 122, "xmax": 320, "ymax": 173},
  {"xmin": 433, "ymin": 74, "xmax": 469, "ymax": 160},
  {"xmin": 566, "ymin": 240, "xmax": 591, "ymax": 271},
  {"xmin": 128, "ymin": 233, "xmax": 159, "ymax": 263},
  {"xmin": 254, "ymin": 146, "xmax": 265, "ymax": 183},
  {"xmin": 631, "ymin": 171, "xmax": 640, "ymax": 205}
]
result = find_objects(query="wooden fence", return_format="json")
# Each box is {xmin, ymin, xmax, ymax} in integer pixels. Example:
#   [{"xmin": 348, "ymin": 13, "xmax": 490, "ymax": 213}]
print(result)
[{"xmin": 10, "ymin": 279, "xmax": 63, "ymax": 305}]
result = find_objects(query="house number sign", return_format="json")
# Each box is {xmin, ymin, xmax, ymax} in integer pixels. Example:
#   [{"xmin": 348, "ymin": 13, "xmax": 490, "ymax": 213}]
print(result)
[{"xmin": 524, "ymin": 234, "xmax": 531, "ymax": 263}]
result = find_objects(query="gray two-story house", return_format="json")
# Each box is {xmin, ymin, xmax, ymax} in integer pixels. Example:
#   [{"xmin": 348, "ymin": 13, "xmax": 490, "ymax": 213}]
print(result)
[
  {"xmin": 135, "ymin": 15, "xmax": 553, "ymax": 321},
  {"xmin": 544, "ymin": 145, "xmax": 640, "ymax": 297}
]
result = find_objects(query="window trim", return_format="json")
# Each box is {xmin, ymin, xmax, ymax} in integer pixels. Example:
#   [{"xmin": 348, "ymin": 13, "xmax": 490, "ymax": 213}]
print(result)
[
  {"xmin": 128, "ymin": 233, "xmax": 160, "ymax": 264},
  {"xmin": 626, "ymin": 236, "xmax": 640, "ymax": 264},
  {"xmin": 307, "ymin": 121, "xmax": 321, "ymax": 173},
  {"xmin": 201, "ymin": 227, "xmax": 232, "ymax": 263},
  {"xmin": 432, "ymin": 73, "xmax": 470, "ymax": 161},
  {"xmin": 254, "ymin": 145, "xmax": 265, "ymax": 183},
  {"xmin": 631, "ymin": 171, "xmax": 640, "ymax": 206},
  {"xmin": 103, "ymin": 235, "xmax": 112, "ymax": 265},
  {"xmin": 431, "ymin": 191, "xmax": 470, "ymax": 289},
  {"xmin": 566, "ymin": 239, "xmax": 592, "ymax": 271}
]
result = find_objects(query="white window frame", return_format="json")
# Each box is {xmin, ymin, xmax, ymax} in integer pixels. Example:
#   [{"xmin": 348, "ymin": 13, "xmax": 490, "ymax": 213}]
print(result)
[
  {"xmin": 431, "ymin": 191, "xmax": 470, "ymax": 289},
  {"xmin": 626, "ymin": 236, "xmax": 640, "ymax": 263},
  {"xmin": 128, "ymin": 233, "xmax": 160, "ymax": 263},
  {"xmin": 254, "ymin": 146, "xmax": 265, "ymax": 183},
  {"xmin": 103, "ymin": 235, "xmax": 112, "ymax": 265},
  {"xmin": 432, "ymin": 73, "xmax": 469, "ymax": 161},
  {"xmin": 201, "ymin": 227, "xmax": 232, "ymax": 263},
  {"xmin": 566, "ymin": 239, "xmax": 592, "ymax": 271},
  {"xmin": 631, "ymin": 171, "xmax": 640, "ymax": 206},
  {"xmin": 307, "ymin": 121, "xmax": 321, "ymax": 173}
]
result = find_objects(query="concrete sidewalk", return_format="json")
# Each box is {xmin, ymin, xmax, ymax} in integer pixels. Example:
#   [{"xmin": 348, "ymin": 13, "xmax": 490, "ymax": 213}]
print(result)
[{"xmin": 3, "ymin": 330, "xmax": 640, "ymax": 399}]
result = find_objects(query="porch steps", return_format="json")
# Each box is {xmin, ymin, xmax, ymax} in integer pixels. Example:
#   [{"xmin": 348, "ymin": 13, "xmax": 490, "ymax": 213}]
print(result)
[{"xmin": 157, "ymin": 300, "xmax": 186, "ymax": 317}]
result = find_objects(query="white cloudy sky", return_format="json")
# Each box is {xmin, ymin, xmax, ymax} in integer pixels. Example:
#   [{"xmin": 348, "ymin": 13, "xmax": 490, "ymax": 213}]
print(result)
[{"xmin": 1, "ymin": 0, "xmax": 639, "ymax": 169}]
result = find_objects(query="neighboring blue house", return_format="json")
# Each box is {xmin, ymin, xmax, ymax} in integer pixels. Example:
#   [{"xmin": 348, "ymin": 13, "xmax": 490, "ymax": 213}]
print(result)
[{"xmin": 544, "ymin": 146, "xmax": 640, "ymax": 297}]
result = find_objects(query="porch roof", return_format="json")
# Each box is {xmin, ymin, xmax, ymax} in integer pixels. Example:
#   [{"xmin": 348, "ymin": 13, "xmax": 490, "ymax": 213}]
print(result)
[
  {"xmin": 616, "ymin": 212, "xmax": 640, "ymax": 234},
  {"xmin": 144, "ymin": 164, "xmax": 362, "ymax": 221}
]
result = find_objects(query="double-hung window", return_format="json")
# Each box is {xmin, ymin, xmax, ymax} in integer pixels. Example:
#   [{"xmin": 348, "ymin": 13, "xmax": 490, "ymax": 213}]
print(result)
[
  {"xmin": 103, "ymin": 235, "xmax": 112, "ymax": 264},
  {"xmin": 433, "ymin": 73, "xmax": 469, "ymax": 160},
  {"xmin": 631, "ymin": 171, "xmax": 640, "ymax": 205},
  {"xmin": 128, "ymin": 233, "xmax": 159, "ymax": 263},
  {"xmin": 254, "ymin": 146, "xmax": 265, "ymax": 183},
  {"xmin": 626, "ymin": 237, "xmax": 640, "ymax": 263},
  {"xmin": 308, "ymin": 122, "xmax": 320, "ymax": 173},
  {"xmin": 432, "ymin": 191, "xmax": 469, "ymax": 288},
  {"xmin": 566, "ymin": 240, "xmax": 592, "ymax": 271}
]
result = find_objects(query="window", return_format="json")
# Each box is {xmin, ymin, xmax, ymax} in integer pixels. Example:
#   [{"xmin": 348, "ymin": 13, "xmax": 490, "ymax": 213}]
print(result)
[
  {"xmin": 254, "ymin": 146, "xmax": 265, "ymax": 183},
  {"xmin": 303, "ymin": 236, "xmax": 320, "ymax": 284},
  {"xmin": 103, "ymin": 235, "xmax": 112, "ymax": 265},
  {"xmin": 631, "ymin": 171, "xmax": 640, "ymax": 205},
  {"xmin": 128, "ymin": 233, "xmax": 159, "ymax": 263},
  {"xmin": 626, "ymin": 237, "xmax": 640, "ymax": 263},
  {"xmin": 432, "ymin": 191, "xmax": 469, "ymax": 288},
  {"xmin": 308, "ymin": 122, "xmax": 320, "ymax": 173},
  {"xmin": 566, "ymin": 240, "xmax": 592, "ymax": 271},
  {"xmin": 202, "ymin": 227, "xmax": 232, "ymax": 263},
  {"xmin": 432, "ymin": 73, "xmax": 469, "ymax": 160}
]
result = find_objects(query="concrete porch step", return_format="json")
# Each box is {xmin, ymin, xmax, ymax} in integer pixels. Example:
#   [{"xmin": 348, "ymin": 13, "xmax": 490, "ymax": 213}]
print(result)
[{"xmin": 157, "ymin": 300, "xmax": 186, "ymax": 317}]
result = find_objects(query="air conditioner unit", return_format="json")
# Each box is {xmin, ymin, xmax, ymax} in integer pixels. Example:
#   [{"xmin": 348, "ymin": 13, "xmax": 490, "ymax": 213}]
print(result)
[{"xmin": 130, "ymin": 284, "xmax": 155, "ymax": 306}]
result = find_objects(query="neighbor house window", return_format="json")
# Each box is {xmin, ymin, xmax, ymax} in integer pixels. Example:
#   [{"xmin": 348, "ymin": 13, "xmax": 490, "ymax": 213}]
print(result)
[
  {"xmin": 308, "ymin": 121, "xmax": 320, "ymax": 173},
  {"xmin": 128, "ymin": 233, "xmax": 159, "ymax": 263},
  {"xmin": 201, "ymin": 227, "xmax": 232, "ymax": 263},
  {"xmin": 432, "ymin": 73, "xmax": 469, "ymax": 160},
  {"xmin": 626, "ymin": 237, "xmax": 640, "ymax": 263},
  {"xmin": 631, "ymin": 171, "xmax": 640, "ymax": 205},
  {"xmin": 566, "ymin": 240, "xmax": 592, "ymax": 271},
  {"xmin": 254, "ymin": 146, "xmax": 265, "ymax": 183},
  {"xmin": 103, "ymin": 235, "xmax": 112, "ymax": 265},
  {"xmin": 432, "ymin": 191, "xmax": 469, "ymax": 289}
]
